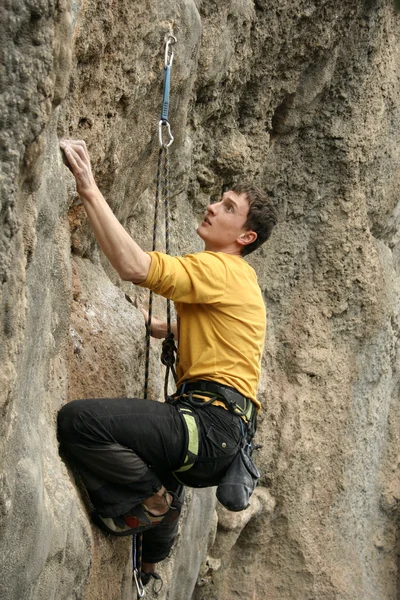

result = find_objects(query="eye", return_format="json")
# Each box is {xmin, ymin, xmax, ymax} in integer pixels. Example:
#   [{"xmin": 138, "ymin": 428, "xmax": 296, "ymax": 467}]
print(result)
[{"xmin": 226, "ymin": 204, "xmax": 234, "ymax": 212}]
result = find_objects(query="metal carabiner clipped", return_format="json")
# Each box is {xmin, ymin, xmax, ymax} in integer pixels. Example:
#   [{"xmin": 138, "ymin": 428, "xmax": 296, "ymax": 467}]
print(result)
[
  {"xmin": 159, "ymin": 119, "xmax": 174, "ymax": 148},
  {"xmin": 133, "ymin": 568, "xmax": 145, "ymax": 598},
  {"xmin": 164, "ymin": 35, "xmax": 177, "ymax": 68}
]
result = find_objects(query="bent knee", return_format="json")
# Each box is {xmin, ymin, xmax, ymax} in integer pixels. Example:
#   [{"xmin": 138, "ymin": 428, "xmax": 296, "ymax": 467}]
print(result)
[{"xmin": 57, "ymin": 399, "xmax": 92, "ymax": 442}]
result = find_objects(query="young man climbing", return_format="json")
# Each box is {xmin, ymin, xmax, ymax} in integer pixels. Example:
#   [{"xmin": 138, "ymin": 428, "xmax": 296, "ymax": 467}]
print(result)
[{"xmin": 57, "ymin": 139, "xmax": 277, "ymax": 575}]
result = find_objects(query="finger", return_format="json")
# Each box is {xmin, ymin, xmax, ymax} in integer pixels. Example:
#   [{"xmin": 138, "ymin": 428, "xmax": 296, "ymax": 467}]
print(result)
[
  {"xmin": 68, "ymin": 141, "xmax": 91, "ymax": 167},
  {"xmin": 68, "ymin": 140, "xmax": 90, "ymax": 161},
  {"xmin": 60, "ymin": 140, "xmax": 79, "ymax": 158},
  {"xmin": 61, "ymin": 146, "xmax": 87, "ymax": 182},
  {"xmin": 71, "ymin": 143, "xmax": 88, "ymax": 162},
  {"xmin": 64, "ymin": 139, "xmax": 87, "ymax": 148},
  {"xmin": 61, "ymin": 149, "xmax": 73, "ymax": 172},
  {"xmin": 60, "ymin": 140, "xmax": 94, "ymax": 187},
  {"xmin": 61, "ymin": 142, "xmax": 90, "ymax": 172},
  {"xmin": 61, "ymin": 139, "xmax": 88, "ymax": 156},
  {"xmin": 60, "ymin": 141, "xmax": 73, "ymax": 167},
  {"xmin": 62, "ymin": 145, "xmax": 80, "ymax": 169}
]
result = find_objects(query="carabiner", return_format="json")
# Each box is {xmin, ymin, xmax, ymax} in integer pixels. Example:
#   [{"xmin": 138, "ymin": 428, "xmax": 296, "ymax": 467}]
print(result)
[
  {"xmin": 164, "ymin": 35, "xmax": 177, "ymax": 68},
  {"xmin": 133, "ymin": 568, "xmax": 145, "ymax": 598},
  {"xmin": 159, "ymin": 119, "xmax": 174, "ymax": 148}
]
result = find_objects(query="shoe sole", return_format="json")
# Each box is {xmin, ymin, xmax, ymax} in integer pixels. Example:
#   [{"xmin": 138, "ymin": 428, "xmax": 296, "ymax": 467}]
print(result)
[{"xmin": 91, "ymin": 511, "xmax": 158, "ymax": 537}]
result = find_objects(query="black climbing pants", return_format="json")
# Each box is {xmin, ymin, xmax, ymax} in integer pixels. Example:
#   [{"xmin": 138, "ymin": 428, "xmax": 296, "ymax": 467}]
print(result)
[{"xmin": 57, "ymin": 397, "xmax": 243, "ymax": 562}]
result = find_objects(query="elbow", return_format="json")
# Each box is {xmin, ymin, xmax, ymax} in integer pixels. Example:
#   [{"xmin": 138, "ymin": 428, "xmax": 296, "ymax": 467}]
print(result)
[
  {"xmin": 117, "ymin": 253, "xmax": 151, "ymax": 284},
  {"xmin": 115, "ymin": 261, "xmax": 136, "ymax": 281},
  {"xmin": 119, "ymin": 267, "xmax": 146, "ymax": 284},
  {"xmin": 119, "ymin": 271, "xmax": 133, "ymax": 282}
]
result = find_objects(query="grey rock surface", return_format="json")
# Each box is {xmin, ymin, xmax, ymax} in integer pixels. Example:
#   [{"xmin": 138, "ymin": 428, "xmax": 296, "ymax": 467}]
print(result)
[{"xmin": 1, "ymin": 1, "xmax": 400, "ymax": 599}]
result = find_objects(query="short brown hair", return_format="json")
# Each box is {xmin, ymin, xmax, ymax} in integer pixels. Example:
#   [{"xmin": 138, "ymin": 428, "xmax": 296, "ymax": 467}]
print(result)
[{"xmin": 232, "ymin": 182, "xmax": 277, "ymax": 256}]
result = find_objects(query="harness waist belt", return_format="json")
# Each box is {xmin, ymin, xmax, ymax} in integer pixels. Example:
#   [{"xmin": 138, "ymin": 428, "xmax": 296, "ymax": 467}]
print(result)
[{"xmin": 177, "ymin": 380, "xmax": 250, "ymax": 413}]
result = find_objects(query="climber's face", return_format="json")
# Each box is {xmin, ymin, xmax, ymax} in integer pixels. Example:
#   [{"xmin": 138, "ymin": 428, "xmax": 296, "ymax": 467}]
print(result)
[{"xmin": 197, "ymin": 190, "xmax": 257, "ymax": 255}]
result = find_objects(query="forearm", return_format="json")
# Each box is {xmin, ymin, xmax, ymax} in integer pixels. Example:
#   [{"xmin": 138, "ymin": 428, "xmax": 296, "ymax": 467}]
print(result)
[
  {"xmin": 82, "ymin": 187, "xmax": 150, "ymax": 283},
  {"xmin": 60, "ymin": 139, "xmax": 150, "ymax": 283}
]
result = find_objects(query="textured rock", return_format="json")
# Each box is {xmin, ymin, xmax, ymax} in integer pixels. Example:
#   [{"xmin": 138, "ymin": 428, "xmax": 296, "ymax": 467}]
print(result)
[{"xmin": 1, "ymin": 0, "xmax": 400, "ymax": 599}]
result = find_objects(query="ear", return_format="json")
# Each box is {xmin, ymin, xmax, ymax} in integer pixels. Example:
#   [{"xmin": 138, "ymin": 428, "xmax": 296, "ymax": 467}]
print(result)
[{"xmin": 237, "ymin": 230, "xmax": 257, "ymax": 248}]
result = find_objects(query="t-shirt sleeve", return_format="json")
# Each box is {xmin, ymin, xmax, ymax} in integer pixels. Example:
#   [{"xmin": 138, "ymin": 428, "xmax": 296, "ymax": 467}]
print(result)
[{"xmin": 138, "ymin": 251, "xmax": 227, "ymax": 304}]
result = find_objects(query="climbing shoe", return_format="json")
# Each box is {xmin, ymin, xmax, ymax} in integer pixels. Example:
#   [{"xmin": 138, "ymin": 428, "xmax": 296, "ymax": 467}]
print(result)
[
  {"xmin": 140, "ymin": 571, "xmax": 163, "ymax": 593},
  {"xmin": 92, "ymin": 491, "xmax": 182, "ymax": 537}
]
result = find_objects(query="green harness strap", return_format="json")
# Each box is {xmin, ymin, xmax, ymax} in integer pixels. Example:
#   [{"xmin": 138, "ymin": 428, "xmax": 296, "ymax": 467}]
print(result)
[{"xmin": 174, "ymin": 406, "xmax": 199, "ymax": 473}]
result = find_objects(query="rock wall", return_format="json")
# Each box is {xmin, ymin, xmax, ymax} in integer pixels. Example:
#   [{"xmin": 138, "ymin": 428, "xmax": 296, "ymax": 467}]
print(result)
[{"xmin": 1, "ymin": 1, "xmax": 400, "ymax": 599}]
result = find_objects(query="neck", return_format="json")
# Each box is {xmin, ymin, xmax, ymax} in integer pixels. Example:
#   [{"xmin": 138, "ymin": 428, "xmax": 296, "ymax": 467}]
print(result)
[{"xmin": 203, "ymin": 243, "xmax": 243, "ymax": 256}]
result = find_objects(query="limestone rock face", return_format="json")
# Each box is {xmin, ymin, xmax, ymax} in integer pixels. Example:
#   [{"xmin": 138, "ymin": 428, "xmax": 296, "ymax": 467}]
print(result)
[{"xmin": 1, "ymin": 1, "xmax": 400, "ymax": 599}]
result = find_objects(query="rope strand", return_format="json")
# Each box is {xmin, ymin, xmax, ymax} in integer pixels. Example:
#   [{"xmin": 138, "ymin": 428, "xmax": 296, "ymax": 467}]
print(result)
[
  {"xmin": 133, "ymin": 533, "xmax": 144, "ymax": 598},
  {"xmin": 144, "ymin": 144, "xmax": 177, "ymax": 402},
  {"xmin": 143, "ymin": 147, "xmax": 164, "ymax": 400}
]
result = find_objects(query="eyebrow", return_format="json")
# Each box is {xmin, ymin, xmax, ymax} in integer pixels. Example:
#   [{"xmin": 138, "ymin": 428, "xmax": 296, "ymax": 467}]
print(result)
[{"xmin": 222, "ymin": 193, "xmax": 240, "ymax": 208}]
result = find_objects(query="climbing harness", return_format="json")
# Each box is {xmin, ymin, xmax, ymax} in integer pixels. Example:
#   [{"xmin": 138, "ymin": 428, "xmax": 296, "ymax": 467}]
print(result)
[
  {"xmin": 134, "ymin": 34, "xmax": 177, "ymax": 600},
  {"xmin": 175, "ymin": 380, "xmax": 254, "ymax": 419},
  {"xmin": 171, "ymin": 382, "xmax": 260, "ymax": 499},
  {"xmin": 143, "ymin": 34, "xmax": 178, "ymax": 402},
  {"xmin": 170, "ymin": 380, "xmax": 256, "ymax": 484}
]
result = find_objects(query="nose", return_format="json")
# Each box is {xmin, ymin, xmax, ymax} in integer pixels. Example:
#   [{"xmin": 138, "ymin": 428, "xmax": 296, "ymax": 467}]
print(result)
[{"xmin": 207, "ymin": 202, "xmax": 218, "ymax": 214}]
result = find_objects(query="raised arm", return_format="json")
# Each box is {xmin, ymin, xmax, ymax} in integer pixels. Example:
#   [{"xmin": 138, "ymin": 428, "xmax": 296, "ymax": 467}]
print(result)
[{"xmin": 60, "ymin": 139, "xmax": 150, "ymax": 284}]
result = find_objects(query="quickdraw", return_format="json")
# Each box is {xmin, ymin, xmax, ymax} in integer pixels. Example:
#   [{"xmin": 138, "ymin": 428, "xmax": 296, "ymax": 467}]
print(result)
[{"xmin": 159, "ymin": 35, "xmax": 177, "ymax": 147}]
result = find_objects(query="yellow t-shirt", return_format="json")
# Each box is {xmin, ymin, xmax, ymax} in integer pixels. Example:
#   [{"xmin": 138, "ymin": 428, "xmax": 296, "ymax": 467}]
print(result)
[{"xmin": 139, "ymin": 251, "xmax": 266, "ymax": 409}]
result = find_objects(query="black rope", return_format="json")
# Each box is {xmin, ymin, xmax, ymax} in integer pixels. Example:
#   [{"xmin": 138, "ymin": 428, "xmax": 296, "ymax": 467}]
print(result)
[
  {"xmin": 143, "ymin": 147, "xmax": 163, "ymax": 400},
  {"xmin": 164, "ymin": 146, "xmax": 172, "ymax": 333},
  {"xmin": 137, "ymin": 533, "xmax": 143, "ymax": 576},
  {"xmin": 133, "ymin": 533, "xmax": 144, "ymax": 598},
  {"xmin": 162, "ymin": 333, "xmax": 177, "ymax": 399},
  {"xmin": 162, "ymin": 145, "xmax": 178, "ymax": 398},
  {"xmin": 143, "ymin": 143, "xmax": 177, "ymax": 402}
]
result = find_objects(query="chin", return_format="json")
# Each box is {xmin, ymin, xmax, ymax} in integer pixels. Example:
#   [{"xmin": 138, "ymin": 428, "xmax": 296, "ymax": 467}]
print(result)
[{"xmin": 196, "ymin": 225, "xmax": 205, "ymax": 240}]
